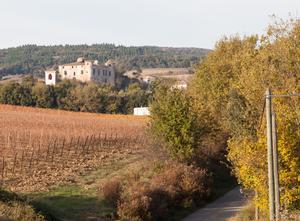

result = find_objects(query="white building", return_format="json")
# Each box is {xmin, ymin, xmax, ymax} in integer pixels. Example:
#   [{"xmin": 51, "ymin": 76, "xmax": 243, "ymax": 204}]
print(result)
[
  {"xmin": 44, "ymin": 69, "xmax": 57, "ymax": 85},
  {"xmin": 45, "ymin": 58, "xmax": 115, "ymax": 86},
  {"xmin": 171, "ymin": 80, "xmax": 188, "ymax": 90},
  {"xmin": 133, "ymin": 107, "xmax": 150, "ymax": 116}
]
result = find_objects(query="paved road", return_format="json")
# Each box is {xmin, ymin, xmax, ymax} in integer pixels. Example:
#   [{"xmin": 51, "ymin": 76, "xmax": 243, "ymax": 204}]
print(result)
[{"xmin": 182, "ymin": 187, "xmax": 247, "ymax": 221}]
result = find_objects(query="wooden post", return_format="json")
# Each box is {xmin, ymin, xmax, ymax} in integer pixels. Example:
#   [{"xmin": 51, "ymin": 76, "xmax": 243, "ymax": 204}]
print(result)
[
  {"xmin": 36, "ymin": 143, "xmax": 41, "ymax": 165},
  {"xmin": 12, "ymin": 153, "xmax": 17, "ymax": 175},
  {"xmin": 1, "ymin": 156, "xmax": 5, "ymax": 183},
  {"xmin": 51, "ymin": 138, "xmax": 57, "ymax": 163},
  {"xmin": 46, "ymin": 141, "xmax": 51, "ymax": 161},
  {"xmin": 68, "ymin": 137, "xmax": 73, "ymax": 157},
  {"xmin": 272, "ymin": 113, "xmax": 280, "ymax": 220},
  {"xmin": 20, "ymin": 150, "xmax": 24, "ymax": 173},
  {"xmin": 29, "ymin": 147, "xmax": 35, "ymax": 171},
  {"xmin": 75, "ymin": 136, "xmax": 80, "ymax": 154},
  {"xmin": 266, "ymin": 88, "xmax": 275, "ymax": 221},
  {"xmin": 255, "ymin": 206, "xmax": 259, "ymax": 220},
  {"xmin": 60, "ymin": 138, "xmax": 65, "ymax": 157}
]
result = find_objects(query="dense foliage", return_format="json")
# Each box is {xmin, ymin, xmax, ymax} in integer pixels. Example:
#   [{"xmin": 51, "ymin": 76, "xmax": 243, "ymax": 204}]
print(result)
[
  {"xmin": 0, "ymin": 44, "xmax": 209, "ymax": 78},
  {"xmin": 0, "ymin": 76, "xmax": 150, "ymax": 114},
  {"xmin": 190, "ymin": 18, "xmax": 300, "ymax": 212},
  {"xmin": 150, "ymin": 80, "xmax": 212, "ymax": 161},
  {"xmin": 101, "ymin": 162, "xmax": 212, "ymax": 221}
]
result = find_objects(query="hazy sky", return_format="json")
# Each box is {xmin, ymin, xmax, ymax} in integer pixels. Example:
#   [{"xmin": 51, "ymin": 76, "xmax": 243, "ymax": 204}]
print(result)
[{"xmin": 0, "ymin": 0, "xmax": 299, "ymax": 49}]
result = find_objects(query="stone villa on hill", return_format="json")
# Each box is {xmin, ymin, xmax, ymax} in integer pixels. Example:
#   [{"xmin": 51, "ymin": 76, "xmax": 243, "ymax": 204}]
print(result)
[{"xmin": 45, "ymin": 58, "xmax": 115, "ymax": 85}]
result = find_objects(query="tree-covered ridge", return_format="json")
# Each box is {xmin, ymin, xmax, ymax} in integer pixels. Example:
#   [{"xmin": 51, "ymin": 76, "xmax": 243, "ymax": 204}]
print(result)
[{"xmin": 0, "ymin": 44, "xmax": 210, "ymax": 77}]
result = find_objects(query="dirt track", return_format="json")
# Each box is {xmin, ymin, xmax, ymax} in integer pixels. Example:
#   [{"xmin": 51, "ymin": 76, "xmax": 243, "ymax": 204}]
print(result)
[{"xmin": 182, "ymin": 187, "xmax": 247, "ymax": 221}]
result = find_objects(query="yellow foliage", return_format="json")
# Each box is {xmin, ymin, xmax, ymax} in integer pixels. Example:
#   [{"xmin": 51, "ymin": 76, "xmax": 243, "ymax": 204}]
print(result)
[{"xmin": 191, "ymin": 18, "xmax": 300, "ymax": 212}]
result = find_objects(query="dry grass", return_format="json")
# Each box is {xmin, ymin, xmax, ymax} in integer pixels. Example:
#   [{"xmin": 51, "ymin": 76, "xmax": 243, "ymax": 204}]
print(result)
[
  {"xmin": 124, "ymin": 68, "xmax": 193, "ymax": 82},
  {"xmin": 0, "ymin": 104, "xmax": 148, "ymax": 192},
  {"xmin": 141, "ymin": 68, "xmax": 190, "ymax": 76}
]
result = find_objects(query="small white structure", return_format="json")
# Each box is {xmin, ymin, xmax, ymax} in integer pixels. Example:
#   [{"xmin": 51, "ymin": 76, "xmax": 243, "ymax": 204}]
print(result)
[
  {"xmin": 171, "ymin": 80, "xmax": 188, "ymax": 90},
  {"xmin": 133, "ymin": 107, "xmax": 150, "ymax": 116},
  {"xmin": 45, "ymin": 69, "xmax": 57, "ymax": 85},
  {"xmin": 141, "ymin": 76, "xmax": 156, "ymax": 83}
]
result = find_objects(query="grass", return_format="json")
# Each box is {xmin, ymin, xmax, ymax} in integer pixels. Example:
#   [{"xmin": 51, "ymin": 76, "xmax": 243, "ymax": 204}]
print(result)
[
  {"xmin": 30, "ymin": 186, "xmax": 104, "ymax": 221},
  {"xmin": 23, "ymin": 152, "xmax": 237, "ymax": 221},
  {"xmin": 26, "ymin": 154, "xmax": 143, "ymax": 221},
  {"xmin": 227, "ymin": 202, "xmax": 262, "ymax": 221},
  {"xmin": 0, "ymin": 189, "xmax": 46, "ymax": 221}
]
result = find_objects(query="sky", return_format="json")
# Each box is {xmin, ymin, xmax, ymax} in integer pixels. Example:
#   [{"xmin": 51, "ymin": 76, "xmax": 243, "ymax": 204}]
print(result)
[{"xmin": 0, "ymin": 0, "xmax": 299, "ymax": 49}]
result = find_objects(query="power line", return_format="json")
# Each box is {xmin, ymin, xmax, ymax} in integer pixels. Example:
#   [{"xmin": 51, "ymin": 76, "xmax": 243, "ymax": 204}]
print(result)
[
  {"xmin": 268, "ymin": 93, "xmax": 300, "ymax": 98},
  {"xmin": 258, "ymin": 92, "xmax": 300, "ymax": 130},
  {"xmin": 258, "ymin": 99, "xmax": 266, "ymax": 130}
]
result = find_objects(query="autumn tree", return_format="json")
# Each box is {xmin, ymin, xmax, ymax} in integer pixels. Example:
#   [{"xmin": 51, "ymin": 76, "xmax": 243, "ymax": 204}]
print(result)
[{"xmin": 190, "ymin": 18, "xmax": 300, "ymax": 212}]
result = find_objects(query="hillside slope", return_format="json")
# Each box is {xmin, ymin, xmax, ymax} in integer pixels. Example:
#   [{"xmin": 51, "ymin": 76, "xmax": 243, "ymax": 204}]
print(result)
[{"xmin": 0, "ymin": 44, "xmax": 210, "ymax": 78}]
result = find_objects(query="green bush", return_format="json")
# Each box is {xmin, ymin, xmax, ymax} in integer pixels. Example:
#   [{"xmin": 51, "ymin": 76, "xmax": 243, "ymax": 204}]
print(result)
[{"xmin": 150, "ymin": 81, "xmax": 211, "ymax": 162}]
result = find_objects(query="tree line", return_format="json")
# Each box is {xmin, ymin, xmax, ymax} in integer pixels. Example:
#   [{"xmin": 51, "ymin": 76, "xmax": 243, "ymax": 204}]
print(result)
[
  {"xmin": 0, "ymin": 76, "xmax": 150, "ymax": 114},
  {"xmin": 150, "ymin": 18, "xmax": 300, "ymax": 217},
  {"xmin": 0, "ymin": 44, "xmax": 209, "ymax": 78}
]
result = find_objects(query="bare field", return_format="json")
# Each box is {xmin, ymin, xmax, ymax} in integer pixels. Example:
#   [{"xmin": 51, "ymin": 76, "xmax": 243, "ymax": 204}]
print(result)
[
  {"xmin": 124, "ymin": 67, "xmax": 193, "ymax": 81},
  {"xmin": 141, "ymin": 68, "xmax": 190, "ymax": 76},
  {"xmin": 0, "ymin": 105, "xmax": 148, "ymax": 192},
  {"xmin": 0, "ymin": 74, "xmax": 26, "ymax": 84}
]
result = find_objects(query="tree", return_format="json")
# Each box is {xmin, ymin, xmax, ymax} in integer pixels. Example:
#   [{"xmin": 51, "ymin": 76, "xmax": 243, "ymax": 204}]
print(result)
[
  {"xmin": 0, "ymin": 82, "xmax": 34, "ymax": 106},
  {"xmin": 190, "ymin": 18, "xmax": 300, "ymax": 212},
  {"xmin": 150, "ymin": 81, "xmax": 210, "ymax": 162},
  {"xmin": 32, "ymin": 83, "xmax": 56, "ymax": 108}
]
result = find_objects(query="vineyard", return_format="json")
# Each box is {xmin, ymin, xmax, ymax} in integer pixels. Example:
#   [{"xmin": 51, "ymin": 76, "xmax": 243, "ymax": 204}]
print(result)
[{"xmin": 0, "ymin": 104, "xmax": 148, "ymax": 192}]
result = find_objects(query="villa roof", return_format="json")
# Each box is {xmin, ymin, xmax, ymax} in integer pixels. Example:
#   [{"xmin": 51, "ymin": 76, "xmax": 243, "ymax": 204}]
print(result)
[
  {"xmin": 58, "ymin": 58, "xmax": 114, "ymax": 68},
  {"xmin": 62, "ymin": 60, "xmax": 93, "ymax": 66},
  {"xmin": 45, "ymin": 68, "xmax": 56, "ymax": 72},
  {"xmin": 60, "ymin": 62, "xmax": 110, "ymax": 69}
]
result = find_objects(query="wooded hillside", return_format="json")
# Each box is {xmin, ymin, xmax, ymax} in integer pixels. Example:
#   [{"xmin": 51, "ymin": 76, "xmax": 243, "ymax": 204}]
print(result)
[{"xmin": 0, "ymin": 44, "xmax": 210, "ymax": 78}]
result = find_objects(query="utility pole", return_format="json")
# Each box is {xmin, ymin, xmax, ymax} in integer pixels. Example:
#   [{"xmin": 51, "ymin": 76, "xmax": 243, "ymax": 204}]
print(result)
[
  {"xmin": 255, "ymin": 190, "xmax": 259, "ymax": 221},
  {"xmin": 266, "ymin": 88, "xmax": 275, "ymax": 221},
  {"xmin": 264, "ymin": 90, "xmax": 300, "ymax": 220},
  {"xmin": 272, "ymin": 113, "xmax": 280, "ymax": 221}
]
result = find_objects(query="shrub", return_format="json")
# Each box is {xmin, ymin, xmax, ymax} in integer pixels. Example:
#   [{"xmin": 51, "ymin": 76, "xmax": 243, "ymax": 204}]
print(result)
[
  {"xmin": 152, "ymin": 163, "xmax": 212, "ymax": 207},
  {"xmin": 0, "ymin": 201, "xmax": 46, "ymax": 221},
  {"xmin": 117, "ymin": 182, "xmax": 152, "ymax": 221},
  {"xmin": 101, "ymin": 179, "xmax": 122, "ymax": 207},
  {"xmin": 117, "ymin": 163, "xmax": 212, "ymax": 221}
]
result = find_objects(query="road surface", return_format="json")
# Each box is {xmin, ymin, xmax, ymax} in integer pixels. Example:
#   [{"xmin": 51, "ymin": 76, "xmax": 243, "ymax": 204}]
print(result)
[{"xmin": 182, "ymin": 187, "xmax": 247, "ymax": 221}]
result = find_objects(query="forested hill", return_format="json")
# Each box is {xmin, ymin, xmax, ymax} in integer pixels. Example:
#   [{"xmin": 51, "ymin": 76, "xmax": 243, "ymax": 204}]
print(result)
[{"xmin": 0, "ymin": 44, "xmax": 210, "ymax": 77}]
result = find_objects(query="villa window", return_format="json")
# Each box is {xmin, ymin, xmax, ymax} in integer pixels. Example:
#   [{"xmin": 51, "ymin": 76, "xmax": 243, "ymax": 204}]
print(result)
[
  {"xmin": 93, "ymin": 69, "xmax": 95, "ymax": 75},
  {"xmin": 81, "ymin": 70, "xmax": 84, "ymax": 75},
  {"xmin": 73, "ymin": 72, "xmax": 76, "ymax": 76},
  {"xmin": 109, "ymin": 71, "xmax": 111, "ymax": 76},
  {"xmin": 48, "ymin": 74, "xmax": 52, "ymax": 80},
  {"xmin": 64, "ymin": 71, "xmax": 67, "ymax": 76}
]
